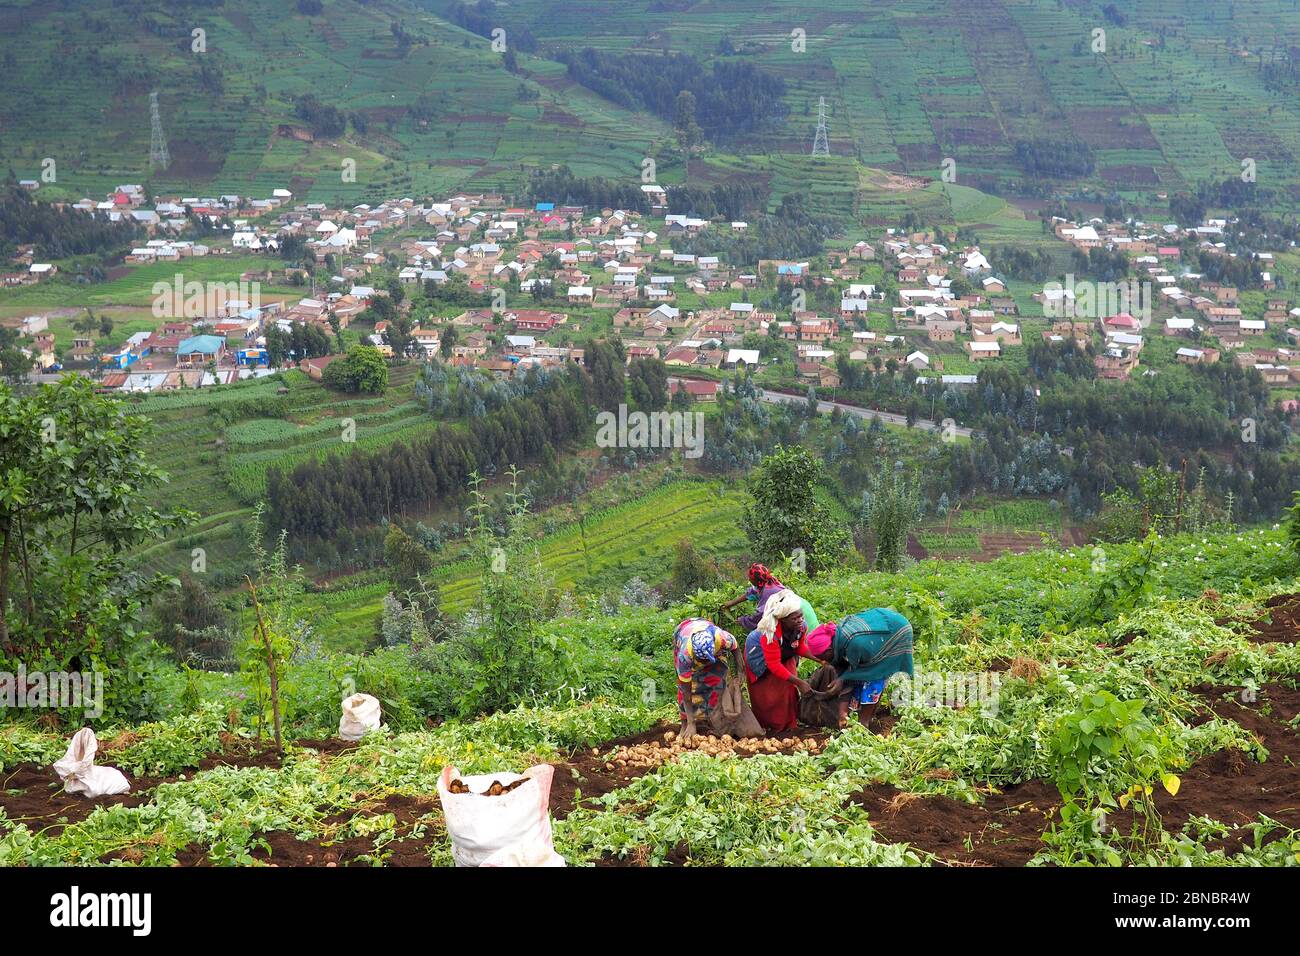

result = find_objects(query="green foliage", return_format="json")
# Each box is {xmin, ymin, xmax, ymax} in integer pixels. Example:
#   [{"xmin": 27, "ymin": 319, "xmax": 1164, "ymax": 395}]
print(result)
[
  {"xmin": 0, "ymin": 377, "xmax": 192, "ymax": 720},
  {"xmin": 322, "ymin": 345, "xmax": 389, "ymax": 395},
  {"xmin": 860, "ymin": 463, "xmax": 922, "ymax": 573},
  {"xmin": 237, "ymin": 505, "xmax": 306, "ymax": 743},
  {"xmin": 1094, "ymin": 467, "xmax": 1233, "ymax": 543},
  {"xmin": 1048, "ymin": 691, "xmax": 1175, "ymax": 806},
  {"xmin": 1077, "ymin": 534, "xmax": 1159, "ymax": 627},
  {"xmin": 1289, "ymin": 490, "xmax": 1300, "ymax": 560},
  {"xmin": 740, "ymin": 445, "xmax": 851, "ymax": 575}
]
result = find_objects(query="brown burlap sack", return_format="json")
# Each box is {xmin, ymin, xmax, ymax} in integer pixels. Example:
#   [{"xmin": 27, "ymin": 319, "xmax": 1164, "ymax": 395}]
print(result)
[
  {"xmin": 798, "ymin": 664, "xmax": 851, "ymax": 728},
  {"xmin": 707, "ymin": 675, "xmax": 766, "ymax": 738}
]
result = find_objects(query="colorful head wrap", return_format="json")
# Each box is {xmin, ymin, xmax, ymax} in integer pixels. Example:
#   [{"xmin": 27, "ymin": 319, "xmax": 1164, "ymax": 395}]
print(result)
[
  {"xmin": 677, "ymin": 618, "xmax": 730, "ymax": 665},
  {"xmin": 748, "ymin": 563, "xmax": 780, "ymax": 589},
  {"xmin": 805, "ymin": 622, "xmax": 836, "ymax": 658}
]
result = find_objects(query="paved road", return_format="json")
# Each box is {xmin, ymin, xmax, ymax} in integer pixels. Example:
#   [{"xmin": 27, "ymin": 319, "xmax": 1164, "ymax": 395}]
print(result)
[{"xmin": 757, "ymin": 388, "xmax": 974, "ymax": 438}]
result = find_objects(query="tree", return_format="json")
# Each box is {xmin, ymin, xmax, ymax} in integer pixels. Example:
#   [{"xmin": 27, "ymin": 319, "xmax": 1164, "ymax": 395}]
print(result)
[
  {"xmin": 668, "ymin": 538, "xmax": 721, "ymax": 599},
  {"xmin": 384, "ymin": 524, "xmax": 435, "ymax": 610},
  {"xmin": 0, "ymin": 378, "xmax": 191, "ymax": 711},
  {"xmin": 583, "ymin": 339, "xmax": 626, "ymax": 411},
  {"xmin": 385, "ymin": 312, "xmax": 415, "ymax": 362},
  {"xmin": 152, "ymin": 572, "xmax": 233, "ymax": 666},
  {"xmin": 327, "ymin": 310, "xmax": 344, "ymax": 352},
  {"xmin": 0, "ymin": 326, "xmax": 32, "ymax": 384},
  {"xmin": 322, "ymin": 344, "xmax": 389, "ymax": 393},
  {"xmin": 628, "ymin": 357, "xmax": 668, "ymax": 410},
  {"xmin": 440, "ymin": 323, "xmax": 459, "ymax": 358},
  {"xmin": 860, "ymin": 463, "xmax": 921, "ymax": 573},
  {"xmin": 740, "ymin": 445, "xmax": 851, "ymax": 574},
  {"xmin": 673, "ymin": 89, "xmax": 703, "ymax": 153}
]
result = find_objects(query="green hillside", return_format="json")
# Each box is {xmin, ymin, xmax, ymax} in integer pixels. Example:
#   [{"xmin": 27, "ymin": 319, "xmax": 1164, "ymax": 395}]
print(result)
[
  {"xmin": 0, "ymin": 0, "xmax": 669, "ymax": 203},
  {"xmin": 459, "ymin": 0, "xmax": 1300, "ymax": 202},
  {"xmin": 8, "ymin": 0, "xmax": 1300, "ymax": 213},
  {"xmin": 3, "ymin": 528, "xmax": 1298, "ymax": 866}
]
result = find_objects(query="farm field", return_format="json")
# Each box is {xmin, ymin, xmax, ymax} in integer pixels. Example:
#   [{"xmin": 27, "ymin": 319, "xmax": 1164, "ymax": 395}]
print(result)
[
  {"xmin": 0, "ymin": 257, "xmax": 301, "ymax": 313},
  {"xmin": 439, "ymin": 0, "xmax": 1300, "ymax": 207},
  {"xmin": 0, "ymin": 0, "xmax": 668, "ymax": 204},
  {"xmin": 7, "ymin": 0, "xmax": 1300, "ymax": 221},
  {"xmin": 2, "ymin": 529, "xmax": 1298, "ymax": 866},
  {"xmin": 125, "ymin": 364, "xmax": 436, "ymax": 588},
  {"xmin": 911, "ymin": 498, "xmax": 1076, "ymax": 560},
  {"xmin": 301, "ymin": 477, "xmax": 749, "ymax": 650}
]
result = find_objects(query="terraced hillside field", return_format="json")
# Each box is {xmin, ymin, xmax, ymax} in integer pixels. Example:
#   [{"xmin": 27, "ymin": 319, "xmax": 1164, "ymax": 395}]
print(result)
[
  {"xmin": 3, "ymin": 529, "xmax": 1298, "ymax": 867},
  {"xmin": 448, "ymin": 0, "xmax": 1300, "ymax": 203},
  {"xmin": 301, "ymin": 478, "xmax": 748, "ymax": 649},
  {"xmin": 0, "ymin": 0, "xmax": 668, "ymax": 203},
  {"xmin": 128, "ymin": 364, "xmax": 435, "ymax": 588}
]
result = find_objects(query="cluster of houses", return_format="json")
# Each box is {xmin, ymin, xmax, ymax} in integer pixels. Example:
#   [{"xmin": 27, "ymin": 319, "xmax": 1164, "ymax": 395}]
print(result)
[
  {"xmin": 1035, "ymin": 214, "xmax": 1300, "ymax": 384},
  {"xmin": 1, "ymin": 247, "xmax": 57, "ymax": 288},
  {"xmin": 10, "ymin": 177, "xmax": 1300, "ymax": 403}
]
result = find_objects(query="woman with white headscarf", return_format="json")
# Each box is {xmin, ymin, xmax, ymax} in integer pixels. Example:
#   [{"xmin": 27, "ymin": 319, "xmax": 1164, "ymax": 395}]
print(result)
[{"xmin": 743, "ymin": 588, "xmax": 830, "ymax": 733}]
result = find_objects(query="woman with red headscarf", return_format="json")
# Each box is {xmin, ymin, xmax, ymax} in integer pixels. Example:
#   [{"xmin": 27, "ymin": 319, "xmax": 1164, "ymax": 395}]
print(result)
[{"xmin": 720, "ymin": 563, "xmax": 785, "ymax": 633}]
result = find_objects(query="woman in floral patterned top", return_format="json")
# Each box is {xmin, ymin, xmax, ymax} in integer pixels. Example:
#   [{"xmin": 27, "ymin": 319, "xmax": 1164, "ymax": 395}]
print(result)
[{"xmin": 673, "ymin": 617, "xmax": 744, "ymax": 743}]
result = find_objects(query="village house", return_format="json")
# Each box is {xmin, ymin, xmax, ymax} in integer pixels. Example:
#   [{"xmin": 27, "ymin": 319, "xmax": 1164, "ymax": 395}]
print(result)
[
  {"xmin": 1176, "ymin": 347, "xmax": 1219, "ymax": 365},
  {"xmin": 964, "ymin": 340, "xmax": 1001, "ymax": 361},
  {"xmin": 798, "ymin": 319, "xmax": 836, "ymax": 343},
  {"xmin": 1095, "ymin": 345, "xmax": 1139, "ymax": 381},
  {"xmin": 972, "ymin": 321, "xmax": 1021, "ymax": 345},
  {"xmin": 175, "ymin": 334, "xmax": 227, "ymax": 368},
  {"xmin": 668, "ymin": 378, "xmax": 720, "ymax": 403},
  {"xmin": 1255, "ymin": 364, "xmax": 1292, "ymax": 386},
  {"xmin": 452, "ymin": 332, "xmax": 489, "ymax": 359},
  {"xmin": 509, "ymin": 310, "xmax": 565, "ymax": 333}
]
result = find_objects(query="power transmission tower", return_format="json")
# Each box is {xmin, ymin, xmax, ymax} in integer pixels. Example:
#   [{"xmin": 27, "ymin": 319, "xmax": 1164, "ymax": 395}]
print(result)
[
  {"xmin": 149, "ymin": 91, "xmax": 171, "ymax": 171},
  {"xmin": 811, "ymin": 96, "xmax": 830, "ymax": 156}
]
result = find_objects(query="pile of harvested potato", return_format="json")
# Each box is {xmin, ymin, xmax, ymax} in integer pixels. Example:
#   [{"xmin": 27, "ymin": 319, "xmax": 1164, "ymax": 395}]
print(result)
[
  {"xmin": 447, "ymin": 777, "xmax": 527, "ymax": 796},
  {"xmin": 597, "ymin": 731, "xmax": 824, "ymax": 773}
]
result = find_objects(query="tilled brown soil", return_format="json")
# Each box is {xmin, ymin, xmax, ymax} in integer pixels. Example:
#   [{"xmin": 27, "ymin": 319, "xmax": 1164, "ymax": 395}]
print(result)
[
  {"xmin": 6, "ymin": 593, "xmax": 1297, "ymax": 868},
  {"xmin": 0, "ymin": 764, "xmax": 162, "ymax": 838},
  {"xmin": 844, "ymin": 679, "xmax": 1300, "ymax": 866},
  {"xmin": 174, "ymin": 793, "xmax": 442, "ymax": 867},
  {"xmin": 1167, "ymin": 682, "xmax": 1300, "ymax": 845},
  {"xmin": 1243, "ymin": 592, "xmax": 1300, "ymax": 645},
  {"xmin": 850, "ymin": 779, "xmax": 1060, "ymax": 866},
  {"xmin": 1, "ymin": 739, "xmax": 284, "ymax": 838}
]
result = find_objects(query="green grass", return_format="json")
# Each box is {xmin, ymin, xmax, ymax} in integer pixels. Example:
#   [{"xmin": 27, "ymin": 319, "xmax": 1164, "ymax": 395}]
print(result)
[{"xmin": 300, "ymin": 478, "xmax": 748, "ymax": 650}]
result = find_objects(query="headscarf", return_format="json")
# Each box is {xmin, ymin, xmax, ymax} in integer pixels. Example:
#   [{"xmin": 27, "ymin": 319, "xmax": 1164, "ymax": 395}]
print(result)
[
  {"xmin": 757, "ymin": 588, "xmax": 805, "ymax": 644},
  {"xmin": 748, "ymin": 563, "xmax": 780, "ymax": 589},
  {"xmin": 805, "ymin": 621, "xmax": 836, "ymax": 658},
  {"xmin": 678, "ymin": 618, "xmax": 730, "ymax": 665}
]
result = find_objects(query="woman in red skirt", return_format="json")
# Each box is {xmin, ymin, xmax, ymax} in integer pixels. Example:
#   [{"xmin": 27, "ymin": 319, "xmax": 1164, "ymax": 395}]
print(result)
[{"xmin": 743, "ymin": 589, "xmax": 823, "ymax": 733}]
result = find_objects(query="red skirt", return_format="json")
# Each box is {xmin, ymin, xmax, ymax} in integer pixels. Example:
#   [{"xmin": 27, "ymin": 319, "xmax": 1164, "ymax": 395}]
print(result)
[{"xmin": 747, "ymin": 671, "xmax": 798, "ymax": 734}]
